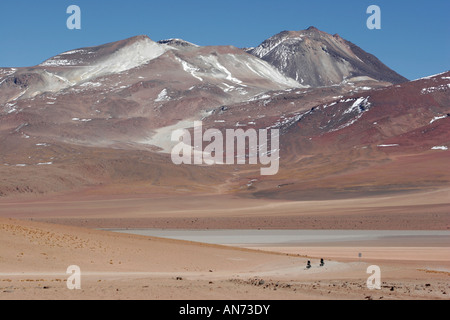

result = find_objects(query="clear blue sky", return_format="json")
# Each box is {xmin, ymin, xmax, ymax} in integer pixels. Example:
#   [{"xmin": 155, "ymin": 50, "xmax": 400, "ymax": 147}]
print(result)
[{"xmin": 0, "ymin": 0, "xmax": 448, "ymax": 80}]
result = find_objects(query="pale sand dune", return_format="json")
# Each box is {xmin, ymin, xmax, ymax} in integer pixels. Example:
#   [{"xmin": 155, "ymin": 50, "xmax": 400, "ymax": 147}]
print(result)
[
  {"xmin": 0, "ymin": 218, "xmax": 449, "ymax": 300},
  {"xmin": 0, "ymin": 218, "xmax": 301, "ymax": 275}
]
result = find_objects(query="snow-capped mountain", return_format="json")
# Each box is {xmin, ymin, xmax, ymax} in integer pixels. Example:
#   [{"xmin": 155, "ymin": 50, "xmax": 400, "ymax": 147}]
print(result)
[
  {"xmin": 0, "ymin": 34, "xmax": 305, "ymax": 154},
  {"xmin": 0, "ymin": 31, "xmax": 448, "ymax": 198},
  {"xmin": 248, "ymin": 27, "xmax": 408, "ymax": 87},
  {"xmin": 0, "ymin": 35, "xmax": 301, "ymax": 105}
]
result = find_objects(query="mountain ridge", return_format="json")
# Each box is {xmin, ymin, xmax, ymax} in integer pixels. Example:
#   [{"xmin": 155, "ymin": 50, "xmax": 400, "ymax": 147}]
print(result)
[{"xmin": 247, "ymin": 27, "xmax": 408, "ymax": 87}]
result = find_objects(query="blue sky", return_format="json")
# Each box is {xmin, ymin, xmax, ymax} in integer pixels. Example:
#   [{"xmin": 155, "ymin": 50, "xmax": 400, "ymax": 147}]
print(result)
[{"xmin": 0, "ymin": 0, "xmax": 448, "ymax": 80}]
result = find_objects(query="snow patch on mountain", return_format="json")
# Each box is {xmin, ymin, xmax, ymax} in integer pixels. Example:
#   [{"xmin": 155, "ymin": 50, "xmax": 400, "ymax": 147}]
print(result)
[
  {"xmin": 201, "ymin": 55, "xmax": 243, "ymax": 85},
  {"xmin": 79, "ymin": 38, "xmax": 167, "ymax": 81},
  {"xmin": 431, "ymin": 146, "xmax": 448, "ymax": 150},
  {"xmin": 253, "ymin": 34, "xmax": 304, "ymax": 59},
  {"xmin": 378, "ymin": 144, "xmax": 399, "ymax": 147},
  {"xmin": 413, "ymin": 71, "xmax": 448, "ymax": 81},
  {"xmin": 80, "ymin": 81, "xmax": 103, "ymax": 88},
  {"xmin": 344, "ymin": 97, "xmax": 370, "ymax": 114},
  {"xmin": 430, "ymin": 115, "xmax": 447, "ymax": 124},
  {"xmin": 155, "ymin": 89, "xmax": 170, "ymax": 102},
  {"xmin": 238, "ymin": 55, "xmax": 301, "ymax": 88},
  {"xmin": 421, "ymin": 84, "xmax": 450, "ymax": 94},
  {"xmin": 175, "ymin": 57, "xmax": 203, "ymax": 82},
  {"xmin": 158, "ymin": 38, "xmax": 199, "ymax": 48}
]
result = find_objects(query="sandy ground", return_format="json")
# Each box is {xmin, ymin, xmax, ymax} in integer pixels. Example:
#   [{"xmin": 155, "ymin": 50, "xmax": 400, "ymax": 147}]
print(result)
[
  {"xmin": 0, "ymin": 218, "xmax": 449, "ymax": 300},
  {"xmin": 0, "ymin": 187, "xmax": 449, "ymax": 230},
  {"xmin": 0, "ymin": 188, "xmax": 448, "ymax": 300}
]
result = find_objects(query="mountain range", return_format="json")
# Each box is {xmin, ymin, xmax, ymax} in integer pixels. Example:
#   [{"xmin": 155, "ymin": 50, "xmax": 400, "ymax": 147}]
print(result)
[{"xmin": 0, "ymin": 27, "xmax": 448, "ymax": 198}]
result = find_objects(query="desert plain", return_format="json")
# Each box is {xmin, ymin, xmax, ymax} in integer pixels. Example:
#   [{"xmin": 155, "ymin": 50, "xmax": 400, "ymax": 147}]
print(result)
[{"xmin": 0, "ymin": 186, "xmax": 448, "ymax": 300}]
